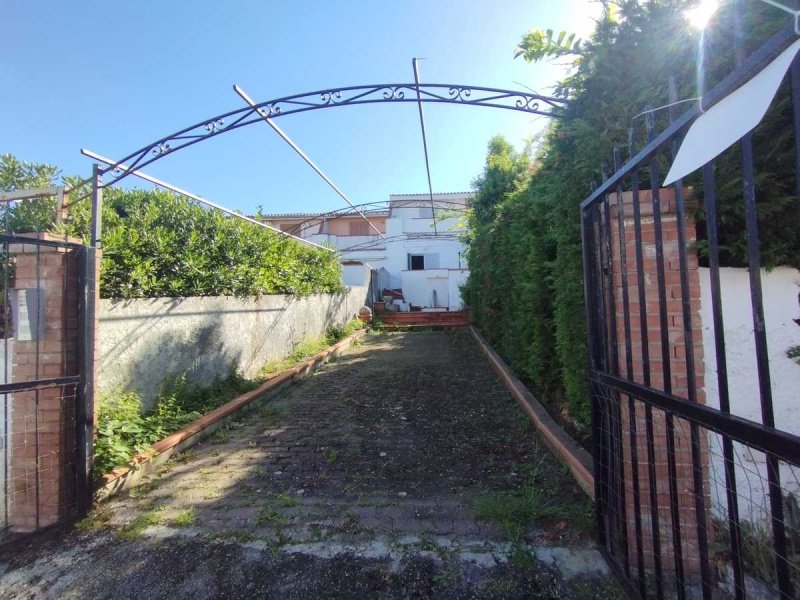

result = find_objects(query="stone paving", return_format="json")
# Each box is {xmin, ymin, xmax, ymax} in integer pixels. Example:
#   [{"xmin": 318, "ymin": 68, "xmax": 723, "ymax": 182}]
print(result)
[{"xmin": 0, "ymin": 330, "xmax": 623, "ymax": 599}]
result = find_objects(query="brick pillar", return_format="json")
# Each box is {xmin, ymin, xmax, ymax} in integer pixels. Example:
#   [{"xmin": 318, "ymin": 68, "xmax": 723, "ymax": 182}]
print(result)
[
  {"xmin": 7, "ymin": 234, "xmax": 82, "ymax": 531},
  {"xmin": 609, "ymin": 189, "xmax": 710, "ymax": 576}
]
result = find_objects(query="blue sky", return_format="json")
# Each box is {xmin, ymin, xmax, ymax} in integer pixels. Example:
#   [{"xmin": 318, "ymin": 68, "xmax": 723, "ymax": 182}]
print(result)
[{"xmin": 1, "ymin": 0, "xmax": 600, "ymax": 215}]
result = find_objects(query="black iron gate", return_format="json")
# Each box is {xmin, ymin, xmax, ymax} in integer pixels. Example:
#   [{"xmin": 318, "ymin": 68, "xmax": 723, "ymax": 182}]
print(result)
[
  {"xmin": 582, "ymin": 20, "xmax": 800, "ymax": 600},
  {"xmin": 0, "ymin": 187, "xmax": 93, "ymax": 539}
]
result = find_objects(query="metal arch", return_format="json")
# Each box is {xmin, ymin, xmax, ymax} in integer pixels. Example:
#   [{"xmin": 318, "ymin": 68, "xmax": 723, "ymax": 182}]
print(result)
[{"xmin": 98, "ymin": 83, "xmax": 566, "ymax": 186}]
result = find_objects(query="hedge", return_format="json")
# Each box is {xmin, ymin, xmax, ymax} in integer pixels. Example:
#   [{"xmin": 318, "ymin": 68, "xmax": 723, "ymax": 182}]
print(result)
[
  {"xmin": 463, "ymin": 1, "xmax": 798, "ymax": 431},
  {"xmin": 0, "ymin": 156, "xmax": 344, "ymax": 299}
]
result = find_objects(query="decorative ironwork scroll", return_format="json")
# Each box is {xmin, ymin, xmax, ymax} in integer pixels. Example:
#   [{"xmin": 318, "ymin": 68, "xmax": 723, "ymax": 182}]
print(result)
[{"xmin": 97, "ymin": 83, "xmax": 565, "ymax": 186}]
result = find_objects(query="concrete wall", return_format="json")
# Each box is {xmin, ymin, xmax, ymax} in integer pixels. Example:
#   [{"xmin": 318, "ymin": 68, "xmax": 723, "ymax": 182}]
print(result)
[
  {"xmin": 98, "ymin": 287, "xmax": 369, "ymax": 410},
  {"xmin": 700, "ymin": 267, "xmax": 800, "ymax": 521}
]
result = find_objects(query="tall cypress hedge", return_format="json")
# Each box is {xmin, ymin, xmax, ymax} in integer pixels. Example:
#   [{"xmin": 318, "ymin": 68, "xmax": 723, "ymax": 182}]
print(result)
[{"xmin": 464, "ymin": 1, "xmax": 798, "ymax": 431}]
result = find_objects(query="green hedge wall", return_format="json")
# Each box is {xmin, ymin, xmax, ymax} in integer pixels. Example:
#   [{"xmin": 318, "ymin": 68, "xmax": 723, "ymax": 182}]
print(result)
[{"xmin": 463, "ymin": 1, "xmax": 798, "ymax": 431}]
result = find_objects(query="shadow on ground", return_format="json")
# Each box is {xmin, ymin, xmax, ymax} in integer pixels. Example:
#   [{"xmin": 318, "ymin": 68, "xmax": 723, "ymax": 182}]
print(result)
[{"xmin": 0, "ymin": 331, "xmax": 623, "ymax": 599}]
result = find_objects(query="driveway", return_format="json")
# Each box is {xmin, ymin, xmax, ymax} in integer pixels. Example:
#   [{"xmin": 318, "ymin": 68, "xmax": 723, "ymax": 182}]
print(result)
[{"xmin": 0, "ymin": 330, "xmax": 621, "ymax": 599}]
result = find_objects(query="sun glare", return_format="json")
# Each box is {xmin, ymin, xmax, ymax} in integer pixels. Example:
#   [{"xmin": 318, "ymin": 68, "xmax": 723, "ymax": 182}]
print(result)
[{"xmin": 686, "ymin": 0, "xmax": 720, "ymax": 30}]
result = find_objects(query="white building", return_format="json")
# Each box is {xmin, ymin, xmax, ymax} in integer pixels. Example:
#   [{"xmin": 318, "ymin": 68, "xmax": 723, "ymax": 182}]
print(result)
[{"xmin": 262, "ymin": 192, "xmax": 471, "ymax": 311}]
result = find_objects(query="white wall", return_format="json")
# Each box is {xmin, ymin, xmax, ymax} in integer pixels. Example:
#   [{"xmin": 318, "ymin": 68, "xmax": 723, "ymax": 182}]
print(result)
[
  {"xmin": 401, "ymin": 269, "xmax": 450, "ymax": 308},
  {"xmin": 341, "ymin": 263, "xmax": 371, "ymax": 287},
  {"xmin": 98, "ymin": 287, "xmax": 369, "ymax": 410},
  {"xmin": 386, "ymin": 238, "xmax": 465, "ymax": 290},
  {"xmin": 448, "ymin": 269, "xmax": 469, "ymax": 311},
  {"xmin": 700, "ymin": 267, "xmax": 800, "ymax": 521}
]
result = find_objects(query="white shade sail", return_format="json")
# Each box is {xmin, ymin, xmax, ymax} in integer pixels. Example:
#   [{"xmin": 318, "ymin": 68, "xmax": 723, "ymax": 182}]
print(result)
[{"xmin": 664, "ymin": 38, "xmax": 800, "ymax": 186}]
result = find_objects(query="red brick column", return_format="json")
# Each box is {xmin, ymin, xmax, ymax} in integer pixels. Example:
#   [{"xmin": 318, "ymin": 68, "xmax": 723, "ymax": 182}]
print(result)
[
  {"xmin": 8, "ymin": 234, "xmax": 82, "ymax": 531},
  {"xmin": 609, "ymin": 189, "xmax": 710, "ymax": 576}
]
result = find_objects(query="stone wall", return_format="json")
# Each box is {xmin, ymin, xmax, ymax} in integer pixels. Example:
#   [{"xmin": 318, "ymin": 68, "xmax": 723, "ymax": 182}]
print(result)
[{"xmin": 97, "ymin": 287, "xmax": 369, "ymax": 409}]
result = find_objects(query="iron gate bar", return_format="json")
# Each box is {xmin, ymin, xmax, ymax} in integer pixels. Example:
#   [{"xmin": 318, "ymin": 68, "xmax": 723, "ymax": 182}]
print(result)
[
  {"xmin": 580, "ymin": 202, "xmax": 605, "ymax": 542},
  {"xmin": 0, "ymin": 377, "xmax": 82, "ymax": 394},
  {"xmin": 614, "ymin": 144, "xmax": 648, "ymax": 598},
  {"xmin": 701, "ymin": 161, "xmax": 746, "ymax": 599},
  {"xmin": 793, "ymin": 60, "xmax": 800, "ymax": 205},
  {"xmin": 580, "ymin": 20, "xmax": 799, "ymax": 211},
  {"xmin": 590, "ymin": 372, "xmax": 800, "ymax": 466},
  {"xmin": 741, "ymin": 129, "xmax": 792, "ymax": 595},
  {"xmin": 628, "ymin": 127, "xmax": 665, "ymax": 600},
  {"xmin": 668, "ymin": 79, "xmax": 713, "ymax": 600},
  {"xmin": 645, "ymin": 111, "xmax": 687, "ymax": 598},
  {"xmin": 93, "ymin": 83, "xmax": 566, "ymax": 187},
  {"xmin": 1, "ymin": 235, "xmax": 88, "ymax": 252},
  {"xmin": 33, "ymin": 234, "xmax": 41, "ymax": 530},
  {"xmin": 601, "ymin": 176, "xmax": 630, "ymax": 580}
]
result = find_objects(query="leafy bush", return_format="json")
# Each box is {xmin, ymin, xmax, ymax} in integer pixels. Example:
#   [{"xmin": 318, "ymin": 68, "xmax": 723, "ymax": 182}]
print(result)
[
  {"xmin": 94, "ymin": 369, "xmax": 257, "ymax": 479},
  {"xmin": 0, "ymin": 154, "xmax": 345, "ymax": 299}
]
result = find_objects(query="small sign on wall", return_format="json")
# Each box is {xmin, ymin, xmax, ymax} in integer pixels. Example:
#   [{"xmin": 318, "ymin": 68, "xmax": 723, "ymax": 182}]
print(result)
[{"xmin": 11, "ymin": 288, "xmax": 44, "ymax": 341}]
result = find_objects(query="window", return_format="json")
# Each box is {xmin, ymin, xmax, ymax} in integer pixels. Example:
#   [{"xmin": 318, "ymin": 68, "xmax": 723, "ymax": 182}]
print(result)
[
  {"xmin": 349, "ymin": 221, "xmax": 369, "ymax": 236},
  {"xmin": 408, "ymin": 253, "xmax": 439, "ymax": 270}
]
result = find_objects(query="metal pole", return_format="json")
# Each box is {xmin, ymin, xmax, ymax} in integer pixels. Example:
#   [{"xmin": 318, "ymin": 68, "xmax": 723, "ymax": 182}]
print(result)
[
  {"xmin": 76, "ymin": 164, "xmax": 101, "ymax": 517},
  {"xmin": 80, "ymin": 149, "xmax": 332, "ymax": 252},
  {"xmin": 233, "ymin": 85, "xmax": 385, "ymax": 239},
  {"xmin": 412, "ymin": 58, "xmax": 438, "ymax": 235}
]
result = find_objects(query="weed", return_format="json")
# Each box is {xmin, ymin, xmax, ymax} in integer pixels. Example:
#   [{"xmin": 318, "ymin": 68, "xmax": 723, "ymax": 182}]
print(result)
[
  {"xmin": 259, "ymin": 403, "xmax": 287, "ymax": 425},
  {"xmin": 273, "ymin": 525, "xmax": 292, "ymax": 546},
  {"xmin": 255, "ymin": 507, "xmax": 284, "ymax": 526},
  {"xmin": 174, "ymin": 449, "xmax": 197, "ymax": 463},
  {"xmin": 272, "ymin": 493, "xmax": 300, "ymax": 508},
  {"xmin": 75, "ymin": 508, "xmax": 113, "ymax": 532},
  {"xmin": 128, "ymin": 480, "xmax": 155, "ymax": 498},
  {"xmin": 118, "ymin": 512, "xmax": 163, "ymax": 540},
  {"xmin": 309, "ymin": 524, "xmax": 330, "ymax": 542},
  {"xmin": 433, "ymin": 568, "xmax": 463, "ymax": 589},
  {"xmin": 210, "ymin": 427, "xmax": 232, "ymax": 444},
  {"xmin": 94, "ymin": 366, "xmax": 258, "ymax": 479},
  {"xmin": 788, "ymin": 345, "xmax": 800, "ymax": 365},
  {"xmin": 325, "ymin": 448, "xmax": 339, "ymax": 463},
  {"xmin": 173, "ymin": 508, "xmax": 197, "ymax": 527},
  {"xmin": 473, "ymin": 485, "xmax": 564, "ymax": 542},
  {"xmin": 258, "ymin": 319, "xmax": 365, "ymax": 377},
  {"xmin": 416, "ymin": 532, "xmax": 439, "ymax": 552},
  {"xmin": 509, "ymin": 543, "xmax": 535, "ymax": 568}
]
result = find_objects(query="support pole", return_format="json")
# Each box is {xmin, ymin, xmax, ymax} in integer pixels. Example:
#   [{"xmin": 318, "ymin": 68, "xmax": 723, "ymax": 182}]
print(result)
[
  {"xmin": 412, "ymin": 58, "xmax": 438, "ymax": 235},
  {"xmin": 233, "ymin": 85, "xmax": 385, "ymax": 239},
  {"xmin": 80, "ymin": 149, "xmax": 331, "ymax": 252},
  {"xmin": 77, "ymin": 164, "xmax": 101, "ymax": 517}
]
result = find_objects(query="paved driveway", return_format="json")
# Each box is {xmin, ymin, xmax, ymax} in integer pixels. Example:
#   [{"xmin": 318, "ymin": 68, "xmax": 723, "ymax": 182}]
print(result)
[{"xmin": 0, "ymin": 331, "xmax": 621, "ymax": 599}]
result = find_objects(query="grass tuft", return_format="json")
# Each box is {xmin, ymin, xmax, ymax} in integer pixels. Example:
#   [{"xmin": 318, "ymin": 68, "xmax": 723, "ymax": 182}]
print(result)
[
  {"xmin": 118, "ymin": 512, "xmax": 163, "ymax": 540},
  {"xmin": 473, "ymin": 485, "xmax": 565, "ymax": 541},
  {"xmin": 172, "ymin": 508, "xmax": 196, "ymax": 527}
]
